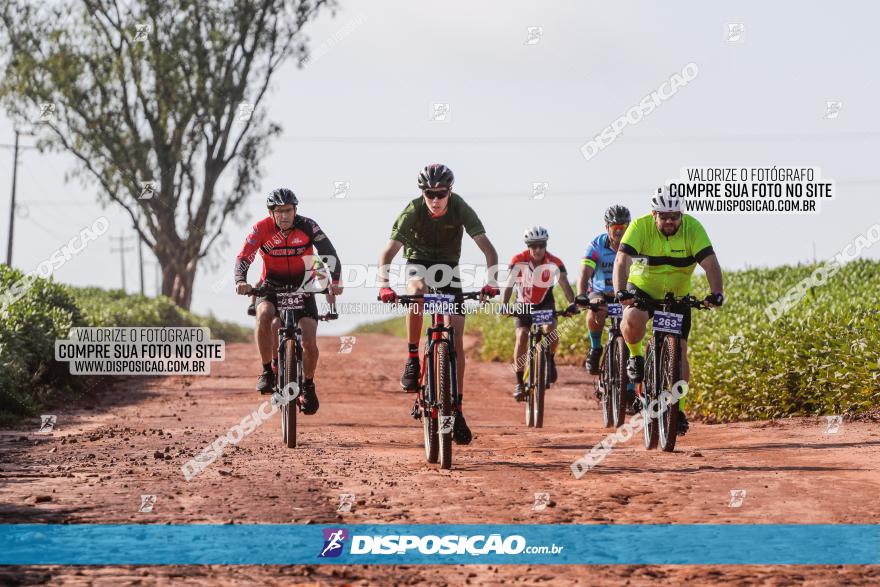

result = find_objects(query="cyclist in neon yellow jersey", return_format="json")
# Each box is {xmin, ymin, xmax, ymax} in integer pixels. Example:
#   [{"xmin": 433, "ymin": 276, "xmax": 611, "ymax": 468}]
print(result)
[{"xmin": 613, "ymin": 187, "xmax": 724, "ymax": 435}]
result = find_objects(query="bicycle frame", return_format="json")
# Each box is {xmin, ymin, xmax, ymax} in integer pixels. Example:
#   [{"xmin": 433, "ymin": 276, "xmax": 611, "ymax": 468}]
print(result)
[{"xmin": 420, "ymin": 311, "xmax": 460, "ymax": 419}]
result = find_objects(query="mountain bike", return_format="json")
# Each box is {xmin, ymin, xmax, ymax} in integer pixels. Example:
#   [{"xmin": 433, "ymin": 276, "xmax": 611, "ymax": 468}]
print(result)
[
  {"xmin": 580, "ymin": 296, "xmax": 630, "ymax": 429},
  {"xmin": 635, "ymin": 293, "xmax": 706, "ymax": 452},
  {"xmin": 384, "ymin": 290, "xmax": 482, "ymax": 470},
  {"xmin": 508, "ymin": 307, "xmax": 578, "ymax": 428},
  {"xmin": 245, "ymin": 284, "xmax": 337, "ymax": 449}
]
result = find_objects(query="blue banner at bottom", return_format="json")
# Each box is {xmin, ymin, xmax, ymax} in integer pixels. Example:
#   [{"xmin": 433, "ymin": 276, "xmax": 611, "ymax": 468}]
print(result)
[{"xmin": 1, "ymin": 524, "xmax": 877, "ymax": 565}]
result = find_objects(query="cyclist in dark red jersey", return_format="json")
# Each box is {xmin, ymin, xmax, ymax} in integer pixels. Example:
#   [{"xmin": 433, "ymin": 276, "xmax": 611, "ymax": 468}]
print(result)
[{"xmin": 234, "ymin": 188, "xmax": 343, "ymax": 414}]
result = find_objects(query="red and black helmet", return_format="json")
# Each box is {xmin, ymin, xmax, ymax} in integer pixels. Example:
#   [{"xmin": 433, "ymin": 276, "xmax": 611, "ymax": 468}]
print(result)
[{"xmin": 417, "ymin": 164, "xmax": 454, "ymax": 190}]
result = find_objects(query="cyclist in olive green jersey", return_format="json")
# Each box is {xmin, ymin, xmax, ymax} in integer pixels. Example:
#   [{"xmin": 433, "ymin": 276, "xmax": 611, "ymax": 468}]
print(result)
[
  {"xmin": 613, "ymin": 187, "xmax": 724, "ymax": 435},
  {"xmin": 378, "ymin": 164, "xmax": 499, "ymax": 445}
]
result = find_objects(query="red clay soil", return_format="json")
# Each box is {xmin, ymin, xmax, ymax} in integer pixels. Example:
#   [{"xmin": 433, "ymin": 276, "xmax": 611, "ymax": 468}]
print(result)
[{"xmin": 1, "ymin": 333, "xmax": 879, "ymax": 585}]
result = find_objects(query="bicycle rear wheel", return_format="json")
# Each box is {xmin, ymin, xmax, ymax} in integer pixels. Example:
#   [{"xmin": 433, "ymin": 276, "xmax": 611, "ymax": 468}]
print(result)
[
  {"xmin": 437, "ymin": 342, "xmax": 453, "ymax": 469},
  {"xmin": 533, "ymin": 344, "xmax": 546, "ymax": 428},
  {"xmin": 281, "ymin": 338, "xmax": 297, "ymax": 449},
  {"xmin": 611, "ymin": 336, "xmax": 628, "ymax": 428},
  {"xmin": 642, "ymin": 340, "xmax": 658, "ymax": 450},
  {"xmin": 658, "ymin": 335, "xmax": 681, "ymax": 452}
]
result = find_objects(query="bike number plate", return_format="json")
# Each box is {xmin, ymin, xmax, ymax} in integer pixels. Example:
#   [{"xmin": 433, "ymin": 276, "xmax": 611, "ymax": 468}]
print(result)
[
  {"xmin": 277, "ymin": 292, "xmax": 306, "ymax": 310},
  {"xmin": 607, "ymin": 303, "xmax": 623, "ymax": 318},
  {"xmin": 423, "ymin": 293, "xmax": 456, "ymax": 315},
  {"xmin": 653, "ymin": 311, "xmax": 684, "ymax": 334},
  {"xmin": 531, "ymin": 309, "xmax": 555, "ymax": 325}
]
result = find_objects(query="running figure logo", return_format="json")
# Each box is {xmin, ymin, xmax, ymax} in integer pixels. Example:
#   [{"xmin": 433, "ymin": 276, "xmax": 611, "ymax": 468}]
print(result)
[{"xmin": 318, "ymin": 528, "xmax": 349, "ymax": 558}]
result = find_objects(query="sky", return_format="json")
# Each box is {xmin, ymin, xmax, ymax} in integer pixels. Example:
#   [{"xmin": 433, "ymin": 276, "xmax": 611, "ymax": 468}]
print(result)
[{"xmin": 1, "ymin": 0, "xmax": 878, "ymax": 335}]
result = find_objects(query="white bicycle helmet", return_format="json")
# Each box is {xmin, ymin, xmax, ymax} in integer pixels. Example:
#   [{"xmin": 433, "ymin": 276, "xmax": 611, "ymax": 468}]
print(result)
[
  {"xmin": 650, "ymin": 186, "xmax": 682, "ymax": 213},
  {"xmin": 523, "ymin": 225, "xmax": 549, "ymax": 243}
]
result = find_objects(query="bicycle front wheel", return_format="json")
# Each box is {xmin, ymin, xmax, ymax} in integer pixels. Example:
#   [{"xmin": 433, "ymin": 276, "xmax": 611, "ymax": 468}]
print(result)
[
  {"xmin": 437, "ymin": 342, "xmax": 453, "ymax": 469},
  {"xmin": 598, "ymin": 345, "xmax": 613, "ymax": 428},
  {"xmin": 657, "ymin": 335, "xmax": 682, "ymax": 452},
  {"xmin": 642, "ymin": 340, "xmax": 658, "ymax": 450},
  {"xmin": 611, "ymin": 336, "xmax": 629, "ymax": 428},
  {"xmin": 533, "ymin": 343, "xmax": 546, "ymax": 428},
  {"xmin": 281, "ymin": 338, "xmax": 297, "ymax": 449}
]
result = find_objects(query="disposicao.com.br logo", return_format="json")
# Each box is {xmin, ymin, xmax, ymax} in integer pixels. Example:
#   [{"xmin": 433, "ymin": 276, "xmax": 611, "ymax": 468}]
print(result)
[{"xmin": 318, "ymin": 528, "xmax": 563, "ymax": 558}]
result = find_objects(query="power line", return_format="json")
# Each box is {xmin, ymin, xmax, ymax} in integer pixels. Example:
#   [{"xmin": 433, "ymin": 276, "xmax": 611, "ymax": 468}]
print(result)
[
  {"xmin": 109, "ymin": 233, "xmax": 134, "ymax": 291},
  {"xmin": 278, "ymin": 131, "xmax": 880, "ymax": 144}
]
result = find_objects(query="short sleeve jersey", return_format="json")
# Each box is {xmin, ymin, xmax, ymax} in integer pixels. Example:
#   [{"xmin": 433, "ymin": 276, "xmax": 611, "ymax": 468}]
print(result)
[
  {"xmin": 390, "ymin": 193, "xmax": 486, "ymax": 262},
  {"xmin": 509, "ymin": 250, "xmax": 567, "ymax": 305},
  {"xmin": 582, "ymin": 233, "xmax": 617, "ymax": 294},
  {"xmin": 618, "ymin": 213, "xmax": 714, "ymax": 299}
]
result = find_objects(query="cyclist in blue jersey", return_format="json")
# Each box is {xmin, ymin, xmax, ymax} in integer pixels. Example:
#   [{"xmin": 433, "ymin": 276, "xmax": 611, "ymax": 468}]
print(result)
[{"xmin": 576, "ymin": 205, "xmax": 636, "ymax": 406}]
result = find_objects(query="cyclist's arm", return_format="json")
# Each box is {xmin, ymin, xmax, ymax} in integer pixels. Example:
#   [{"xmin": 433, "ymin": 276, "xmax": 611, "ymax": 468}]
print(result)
[
  {"xmin": 558, "ymin": 270, "xmax": 576, "ymax": 304},
  {"xmin": 613, "ymin": 250, "xmax": 633, "ymax": 293},
  {"xmin": 577, "ymin": 263, "xmax": 594, "ymax": 297},
  {"xmin": 234, "ymin": 225, "xmax": 263, "ymax": 291},
  {"xmin": 378, "ymin": 239, "xmax": 404, "ymax": 287},
  {"xmin": 500, "ymin": 263, "xmax": 519, "ymax": 307},
  {"xmin": 472, "ymin": 233, "xmax": 499, "ymax": 287},
  {"xmin": 699, "ymin": 253, "xmax": 723, "ymax": 295},
  {"xmin": 310, "ymin": 225, "xmax": 343, "ymax": 287}
]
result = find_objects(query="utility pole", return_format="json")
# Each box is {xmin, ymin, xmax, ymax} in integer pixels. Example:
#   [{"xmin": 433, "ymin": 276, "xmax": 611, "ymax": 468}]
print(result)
[
  {"xmin": 133, "ymin": 217, "xmax": 146, "ymax": 295},
  {"xmin": 5, "ymin": 128, "xmax": 35, "ymax": 266},
  {"xmin": 110, "ymin": 233, "xmax": 134, "ymax": 291}
]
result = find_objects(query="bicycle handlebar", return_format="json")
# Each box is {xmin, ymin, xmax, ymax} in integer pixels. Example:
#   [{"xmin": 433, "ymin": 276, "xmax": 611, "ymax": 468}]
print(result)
[
  {"xmin": 240, "ymin": 284, "xmax": 338, "ymax": 321},
  {"xmin": 377, "ymin": 291, "xmax": 484, "ymax": 304},
  {"xmin": 633, "ymin": 294, "xmax": 710, "ymax": 312}
]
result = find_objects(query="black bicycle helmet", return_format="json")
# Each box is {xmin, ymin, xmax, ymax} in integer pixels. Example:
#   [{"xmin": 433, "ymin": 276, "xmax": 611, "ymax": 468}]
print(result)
[
  {"xmin": 266, "ymin": 188, "xmax": 298, "ymax": 209},
  {"xmin": 604, "ymin": 204, "xmax": 631, "ymax": 225},
  {"xmin": 417, "ymin": 164, "xmax": 454, "ymax": 190}
]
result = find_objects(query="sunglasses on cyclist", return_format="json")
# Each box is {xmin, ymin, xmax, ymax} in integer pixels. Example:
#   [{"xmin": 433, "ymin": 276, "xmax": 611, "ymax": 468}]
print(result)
[
  {"xmin": 423, "ymin": 189, "xmax": 450, "ymax": 200},
  {"xmin": 658, "ymin": 213, "xmax": 682, "ymax": 222},
  {"xmin": 527, "ymin": 243, "xmax": 546, "ymax": 250},
  {"xmin": 609, "ymin": 223, "xmax": 628, "ymax": 231}
]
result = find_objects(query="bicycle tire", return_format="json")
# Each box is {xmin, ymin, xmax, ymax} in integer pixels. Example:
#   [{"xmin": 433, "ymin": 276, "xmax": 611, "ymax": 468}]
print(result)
[
  {"xmin": 658, "ymin": 335, "xmax": 681, "ymax": 452},
  {"xmin": 611, "ymin": 336, "xmax": 628, "ymax": 428},
  {"xmin": 437, "ymin": 342, "xmax": 453, "ymax": 469},
  {"xmin": 422, "ymin": 350, "xmax": 439, "ymax": 462},
  {"xmin": 534, "ymin": 343, "xmax": 546, "ymax": 428},
  {"xmin": 598, "ymin": 346, "xmax": 613, "ymax": 428},
  {"xmin": 525, "ymin": 346, "xmax": 535, "ymax": 427},
  {"xmin": 642, "ymin": 340, "xmax": 659, "ymax": 450},
  {"xmin": 282, "ymin": 338, "xmax": 297, "ymax": 449}
]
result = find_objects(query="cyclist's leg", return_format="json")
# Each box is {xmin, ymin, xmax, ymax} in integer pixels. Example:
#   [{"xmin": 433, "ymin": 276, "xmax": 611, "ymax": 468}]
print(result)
[
  {"xmin": 513, "ymin": 326, "xmax": 529, "ymax": 378},
  {"xmin": 621, "ymin": 306, "xmax": 649, "ymax": 350},
  {"xmin": 405, "ymin": 276, "xmax": 427, "ymax": 349},
  {"xmin": 447, "ymin": 313, "xmax": 466, "ymax": 399},
  {"xmin": 299, "ymin": 317, "xmax": 319, "ymax": 378},
  {"xmin": 255, "ymin": 298, "xmax": 277, "ymax": 365},
  {"xmin": 586, "ymin": 293, "xmax": 607, "ymax": 348},
  {"xmin": 272, "ymin": 317, "xmax": 281, "ymax": 358}
]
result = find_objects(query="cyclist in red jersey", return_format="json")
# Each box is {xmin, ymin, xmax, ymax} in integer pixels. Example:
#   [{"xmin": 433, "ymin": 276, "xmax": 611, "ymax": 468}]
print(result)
[
  {"xmin": 234, "ymin": 188, "xmax": 343, "ymax": 414},
  {"xmin": 500, "ymin": 226, "xmax": 577, "ymax": 401}
]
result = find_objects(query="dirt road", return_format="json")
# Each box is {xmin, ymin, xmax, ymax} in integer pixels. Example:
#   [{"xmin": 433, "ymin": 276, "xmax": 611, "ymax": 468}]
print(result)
[{"xmin": 2, "ymin": 334, "xmax": 879, "ymax": 585}]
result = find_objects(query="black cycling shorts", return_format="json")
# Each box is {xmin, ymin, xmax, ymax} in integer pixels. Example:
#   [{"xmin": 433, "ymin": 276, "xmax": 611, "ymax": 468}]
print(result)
[
  {"xmin": 405, "ymin": 259, "xmax": 465, "ymax": 315},
  {"xmin": 627, "ymin": 284, "xmax": 692, "ymax": 341},
  {"xmin": 513, "ymin": 290, "xmax": 556, "ymax": 329},
  {"xmin": 256, "ymin": 285, "xmax": 319, "ymax": 322}
]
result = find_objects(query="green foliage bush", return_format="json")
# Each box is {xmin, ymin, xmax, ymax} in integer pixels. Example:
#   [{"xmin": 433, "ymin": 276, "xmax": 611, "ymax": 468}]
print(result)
[{"xmin": 0, "ymin": 267, "xmax": 251, "ymax": 422}]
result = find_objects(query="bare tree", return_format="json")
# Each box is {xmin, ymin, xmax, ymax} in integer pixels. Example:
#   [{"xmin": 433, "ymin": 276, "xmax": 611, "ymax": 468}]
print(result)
[{"xmin": 0, "ymin": 0, "xmax": 335, "ymax": 308}]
